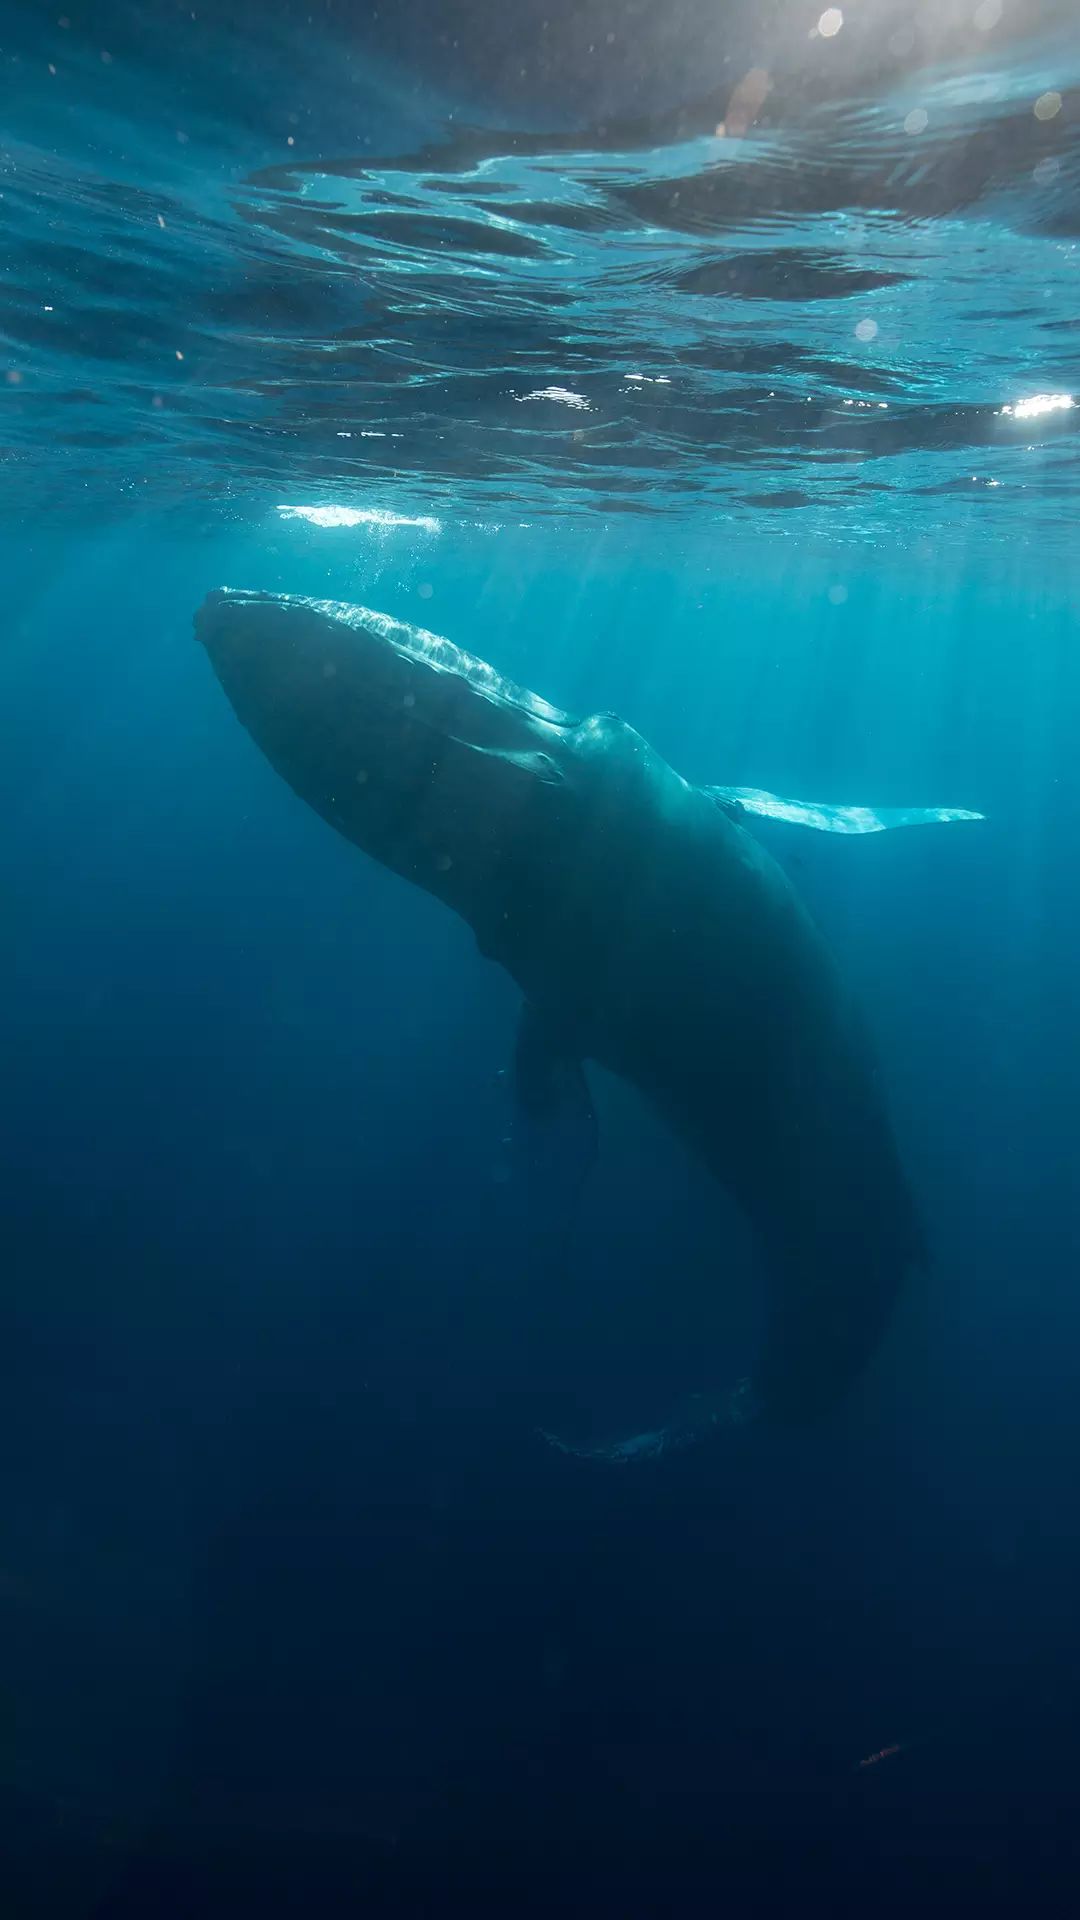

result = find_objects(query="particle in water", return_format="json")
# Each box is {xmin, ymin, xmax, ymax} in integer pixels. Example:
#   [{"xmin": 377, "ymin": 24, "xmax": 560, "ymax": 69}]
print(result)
[
  {"xmin": 818, "ymin": 9, "xmax": 843, "ymax": 37},
  {"xmin": 855, "ymin": 319, "xmax": 878, "ymax": 342},
  {"xmin": 418, "ymin": 583, "xmax": 433, "ymax": 599},
  {"xmin": 904, "ymin": 108, "xmax": 928, "ymax": 135},
  {"xmin": 828, "ymin": 584, "xmax": 849, "ymax": 605}
]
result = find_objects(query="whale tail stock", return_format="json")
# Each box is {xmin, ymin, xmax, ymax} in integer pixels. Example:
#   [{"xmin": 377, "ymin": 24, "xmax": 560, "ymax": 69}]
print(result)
[
  {"xmin": 536, "ymin": 1235, "xmax": 921, "ymax": 1465},
  {"xmin": 538, "ymin": 1102, "xmax": 928, "ymax": 1462},
  {"xmin": 538, "ymin": 1150, "xmax": 927, "ymax": 1462},
  {"xmin": 538, "ymin": 786, "xmax": 960, "ymax": 1467}
]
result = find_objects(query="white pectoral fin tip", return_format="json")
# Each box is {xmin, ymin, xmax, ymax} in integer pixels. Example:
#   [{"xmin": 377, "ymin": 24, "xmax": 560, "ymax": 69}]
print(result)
[{"xmin": 711, "ymin": 787, "xmax": 985, "ymax": 835}]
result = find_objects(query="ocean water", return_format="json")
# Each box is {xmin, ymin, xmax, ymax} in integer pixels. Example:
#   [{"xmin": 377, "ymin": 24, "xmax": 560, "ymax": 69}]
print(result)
[{"xmin": 2, "ymin": 1, "xmax": 1079, "ymax": 1912}]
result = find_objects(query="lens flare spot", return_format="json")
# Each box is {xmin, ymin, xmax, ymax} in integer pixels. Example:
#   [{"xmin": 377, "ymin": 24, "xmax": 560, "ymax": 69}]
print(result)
[{"xmin": 1034, "ymin": 90, "xmax": 1062, "ymax": 121}]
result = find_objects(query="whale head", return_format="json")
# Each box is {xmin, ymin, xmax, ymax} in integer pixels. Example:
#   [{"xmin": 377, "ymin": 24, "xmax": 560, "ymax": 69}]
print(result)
[{"xmin": 195, "ymin": 588, "xmax": 581, "ymax": 936}]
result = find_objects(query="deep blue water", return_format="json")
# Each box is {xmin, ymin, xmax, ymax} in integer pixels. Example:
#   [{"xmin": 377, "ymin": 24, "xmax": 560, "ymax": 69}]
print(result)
[{"xmin": 2, "ymin": 2, "xmax": 1080, "ymax": 1914}]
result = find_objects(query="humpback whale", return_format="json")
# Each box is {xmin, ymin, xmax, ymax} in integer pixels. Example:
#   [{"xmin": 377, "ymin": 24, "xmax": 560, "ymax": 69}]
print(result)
[{"xmin": 196, "ymin": 588, "xmax": 980, "ymax": 1455}]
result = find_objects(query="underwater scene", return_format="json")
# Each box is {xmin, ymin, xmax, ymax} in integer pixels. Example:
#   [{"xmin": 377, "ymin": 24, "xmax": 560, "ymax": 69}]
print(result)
[{"xmin": 2, "ymin": 0, "xmax": 1079, "ymax": 1911}]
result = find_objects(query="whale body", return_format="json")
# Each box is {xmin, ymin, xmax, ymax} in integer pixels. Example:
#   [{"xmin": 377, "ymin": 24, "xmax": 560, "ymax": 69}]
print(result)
[{"xmin": 196, "ymin": 588, "xmax": 977, "ymax": 1449}]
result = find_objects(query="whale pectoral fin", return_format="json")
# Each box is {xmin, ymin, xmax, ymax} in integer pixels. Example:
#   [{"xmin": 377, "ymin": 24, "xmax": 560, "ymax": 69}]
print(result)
[
  {"xmin": 512, "ymin": 1002, "xmax": 598, "ymax": 1194},
  {"xmin": 706, "ymin": 785, "xmax": 984, "ymax": 834}
]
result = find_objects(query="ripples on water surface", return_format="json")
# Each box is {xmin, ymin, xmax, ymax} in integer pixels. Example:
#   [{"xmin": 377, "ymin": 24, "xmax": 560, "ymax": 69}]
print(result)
[{"xmin": 2, "ymin": 0, "xmax": 1079, "ymax": 543}]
